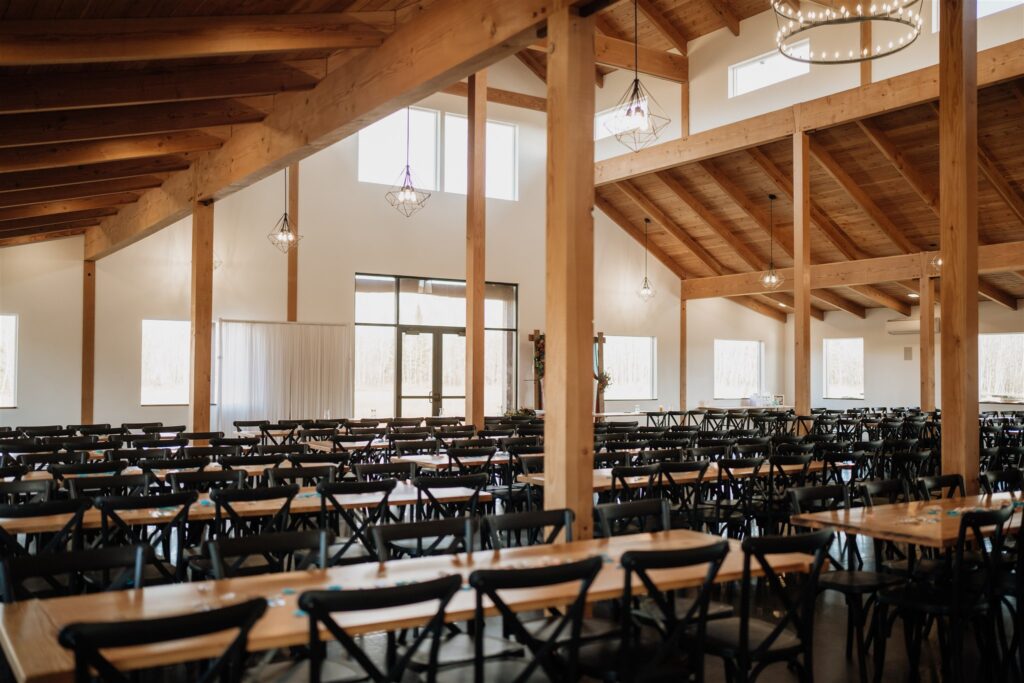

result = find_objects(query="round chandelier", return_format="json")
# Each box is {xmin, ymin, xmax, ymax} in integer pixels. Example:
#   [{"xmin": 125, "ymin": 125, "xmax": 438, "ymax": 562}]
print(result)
[{"xmin": 771, "ymin": 0, "xmax": 924, "ymax": 65}]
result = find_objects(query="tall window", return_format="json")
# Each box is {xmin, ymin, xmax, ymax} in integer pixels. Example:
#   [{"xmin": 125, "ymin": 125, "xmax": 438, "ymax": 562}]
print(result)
[
  {"xmin": 729, "ymin": 40, "xmax": 810, "ymax": 98},
  {"xmin": 140, "ymin": 320, "xmax": 217, "ymax": 406},
  {"xmin": 933, "ymin": 0, "xmax": 1024, "ymax": 31},
  {"xmin": 443, "ymin": 114, "xmax": 519, "ymax": 201},
  {"xmin": 354, "ymin": 274, "xmax": 518, "ymax": 418},
  {"xmin": 0, "ymin": 315, "xmax": 16, "ymax": 408},
  {"xmin": 823, "ymin": 337, "xmax": 865, "ymax": 400},
  {"xmin": 603, "ymin": 336, "xmax": 657, "ymax": 401},
  {"xmin": 713, "ymin": 339, "xmax": 763, "ymax": 399},
  {"xmin": 357, "ymin": 107, "xmax": 440, "ymax": 190},
  {"xmin": 979, "ymin": 333, "xmax": 1024, "ymax": 403}
]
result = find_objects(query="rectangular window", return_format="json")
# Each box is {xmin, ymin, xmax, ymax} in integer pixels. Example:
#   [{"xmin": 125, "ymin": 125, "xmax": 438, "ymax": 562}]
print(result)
[
  {"xmin": 0, "ymin": 315, "xmax": 17, "ymax": 408},
  {"xmin": 729, "ymin": 40, "xmax": 810, "ymax": 98},
  {"xmin": 979, "ymin": 333, "xmax": 1024, "ymax": 403},
  {"xmin": 604, "ymin": 336, "xmax": 657, "ymax": 401},
  {"xmin": 713, "ymin": 339, "xmax": 763, "ymax": 399},
  {"xmin": 442, "ymin": 114, "xmax": 519, "ymax": 201},
  {"xmin": 823, "ymin": 337, "xmax": 865, "ymax": 400},
  {"xmin": 357, "ymin": 107, "xmax": 439, "ymax": 191},
  {"xmin": 933, "ymin": 0, "xmax": 1024, "ymax": 31},
  {"xmin": 140, "ymin": 320, "xmax": 217, "ymax": 406}
]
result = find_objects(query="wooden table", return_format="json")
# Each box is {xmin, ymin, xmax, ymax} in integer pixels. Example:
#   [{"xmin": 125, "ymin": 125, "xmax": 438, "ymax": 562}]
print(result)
[
  {"xmin": 22, "ymin": 462, "xmax": 328, "ymax": 483},
  {"xmin": 790, "ymin": 492, "xmax": 1022, "ymax": 549},
  {"xmin": 519, "ymin": 461, "xmax": 839, "ymax": 493},
  {"xmin": 307, "ymin": 439, "xmax": 388, "ymax": 454},
  {"xmin": 0, "ymin": 483, "xmax": 490, "ymax": 535},
  {"xmin": 0, "ymin": 529, "xmax": 815, "ymax": 683}
]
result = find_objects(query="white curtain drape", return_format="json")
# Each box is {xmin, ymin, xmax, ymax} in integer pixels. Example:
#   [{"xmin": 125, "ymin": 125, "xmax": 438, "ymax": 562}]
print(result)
[{"xmin": 217, "ymin": 320, "xmax": 351, "ymax": 431}]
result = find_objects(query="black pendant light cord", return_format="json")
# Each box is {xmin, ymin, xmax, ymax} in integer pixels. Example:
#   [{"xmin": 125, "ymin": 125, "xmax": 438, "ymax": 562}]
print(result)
[
  {"xmin": 633, "ymin": 0, "xmax": 639, "ymax": 83},
  {"xmin": 768, "ymin": 194, "xmax": 775, "ymax": 268},
  {"xmin": 644, "ymin": 218, "xmax": 650, "ymax": 277},
  {"xmin": 405, "ymin": 107, "xmax": 411, "ymax": 173}
]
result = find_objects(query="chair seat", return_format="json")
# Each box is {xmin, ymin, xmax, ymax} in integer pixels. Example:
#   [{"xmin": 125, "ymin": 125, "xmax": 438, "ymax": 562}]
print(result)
[
  {"xmin": 244, "ymin": 657, "xmax": 367, "ymax": 683},
  {"xmin": 674, "ymin": 596, "xmax": 734, "ymax": 620},
  {"xmin": 388, "ymin": 536, "xmax": 459, "ymax": 557},
  {"xmin": 703, "ymin": 617, "xmax": 801, "ymax": 656},
  {"xmin": 521, "ymin": 616, "xmax": 618, "ymax": 645},
  {"xmin": 407, "ymin": 633, "xmax": 523, "ymax": 668},
  {"xmin": 877, "ymin": 583, "xmax": 988, "ymax": 617},
  {"xmin": 434, "ymin": 658, "xmax": 549, "ymax": 682},
  {"xmin": 819, "ymin": 570, "xmax": 906, "ymax": 595}
]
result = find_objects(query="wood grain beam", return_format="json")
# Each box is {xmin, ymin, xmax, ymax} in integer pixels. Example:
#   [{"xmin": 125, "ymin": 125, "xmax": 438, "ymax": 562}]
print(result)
[
  {"xmin": 465, "ymin": 71, "xmax": 487, "ymax": 431},
  {"xmin": 637, "ymin": 0, "xmax": 688, "ymax": 53},
  {"xmin": 0, "ymin": 100, "xmax": 265, "ymax": 148},
  {"xmin": 0, "ymin": 13, "xmax": 389, "ymax": 65},
  {"xmin": 706, "ymin": 0, "xmax": 741, "ymax": 36},
  {"xmin": 680, "ymin": 296, "xmax": 687, "ymax": 409},
  {"xmin": 698, "ymin": 160, "xmax": 794, "ymax": 258},
  {"xmin": 441, "ymin": 83, "xmax": 546, "ymax": 112},
  {"xmin": 516, "ymin": 50, "xmax": 548, "ymax": 82},
  {"xmin": 920, "ymin": 274, "xmax": 935, "ymax": 411},
  {"xmin": 0, "ymin": 156, "xmax": 187, "ymax": 193},
  {"xmin": 0, "ymin": 227, "xmax": 86, "ymax": 248},
  {"xmin": 849, "ymin": 285, "xmax": 912, "ymax": 316},
  {"xmin": 0, "ymin": 60, "xmax": 322, "ymax": 114},
  {"xmin": 811, "ymin": 288, "xmax": 867, "ymax": 317},
  {"xmin": 189, "ymin": 200, "xmax": 214, "ymax": 432},
  {"xmin": 0, "ymin": 131, "xmax": 223, "ymax": 173},
  {"xmin": 770, "ymin": 293, "xmax": 825, "ymax": 320},
  {"xmin": 0, "ymin": 193, "xmax": 138, "ymax": 222},
  {"xmin": 856, "ymin": 118, "xmax": 939, "ymax": 213},
  {"xmin": 529, "ymin": 33, "xmax": 689, "ymax": 82},
  {"xmin": 287, "ymin": 164, "xmax": 299, "ymax": 322},
  {"xmin": 0, "ymin": 208, "xmax": 119, "ymax": 231},
  {"xmin": 0, "ymin": 176, "xmax": 166, "ymax": 209},
  {"xmin": 81, "ymin": 261, "xmax": 95, "ymax": 424},
  {"xmin": 0, "ymin": 220, "xmax": 102, "ymax": 239},
  {"xmin": 978, "ymin": 279, "xmax": 1018, "ymax": 310},
  {"xmin": 809, "ymin": 138, "xmax": 919, "ymax": 254},
  {"xmin": 794, "ymin": 131, "xmax": 811, "ymax": 415},
  {"xmin": 978, "ymin": 143, "xmax": 1024, "ymax": 226}
]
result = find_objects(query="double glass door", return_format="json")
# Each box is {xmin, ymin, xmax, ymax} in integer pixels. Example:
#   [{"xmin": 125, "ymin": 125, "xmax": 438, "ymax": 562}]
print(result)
[{"xmin": 397, "ymin": 326, "xmax": 465, "ymax": 417}]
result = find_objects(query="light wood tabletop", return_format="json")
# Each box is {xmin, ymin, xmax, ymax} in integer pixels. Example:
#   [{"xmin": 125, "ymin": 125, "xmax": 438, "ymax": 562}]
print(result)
[
  {"xmin": 790, "ymin": 492, "xmax": 1023, "ymax": 548},
  {"xmin": 388, "ymin": 452, "xmax": 542, "ymax": 470},
  {"xmin": 0, "ymin": 483, "xmax": 490, "ymax": 535},
  {"xmin": 22, "ymin": 461, "xmax": 335, "ymax": 483},
  {"xmin": 0, "ymin": 528, "xmax": 815, "ymax": 683},
  {"xmin": 518, "ymin": 461, "xmax": 839, "ymax": 493}
]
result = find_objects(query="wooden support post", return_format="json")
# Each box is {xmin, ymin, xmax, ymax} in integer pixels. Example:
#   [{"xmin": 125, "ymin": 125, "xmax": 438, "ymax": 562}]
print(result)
[
  {"xmin": 286, "ymin": 163, "xmax": 299, "ymax": 322},
  {"xmin": 680, "ymin": 295, "xmax": 687, "ymax": 410},
  {"xmin": 939, "ymin": 0, "xmax": 979, "ymax": 490},
  {"xmin": 189, "ymin": 200, "xmax": 214, "ymax": 433},
  {"xmin": 544, "ymin": 5, "xmax": 595, "ymax": 541},
  {"xmin": 919, "ymin": 272, "xmax": 936, "ymax": 412},
  {"xmin": 860, "ymin": 22, "xmax": 872, "ymax": 85},
  {"xmin": 465, "ymin": 71, "xmax": 487, "ymax": 431},
  {"xmin": 680, "ymin": 60, "xmax": 690, "ymax": 138},
  {"xmin": 793, "ymin": 131, "xmax": 812, "ymax": 417},
  {"xmin": 81, "ymin": 260, "xmax": 95, "ymax": 424}
]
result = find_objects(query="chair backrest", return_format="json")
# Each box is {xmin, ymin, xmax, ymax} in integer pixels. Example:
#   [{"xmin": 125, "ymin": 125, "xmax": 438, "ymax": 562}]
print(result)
[
  {"xmin": 318, "ymin": 480, "xmax": 396, "ymax": 564},
  {"xmin": 372, "ymin": 516, "xmax": 475, "ymax": 560},
  {"xmin": 50, "ymin": 460, "xmax": 127, "ymax": 481},
  {"xmin": 1, "ymin": 544, "xmax": 151, "ymax": 602},
  {"xmin": 596, "ymin": 498, "xmax": 671, "ymax": 537},
  {"xmin": 299, "ymin": 575, "xmax": 460, "ymax": 683},
  {"xmin": 788, "ymin": 484, "xmax": 849, "ymax": 515},
  {"xmin": 257, "ymin": 443, "xmax": 308, "ymax": 458},
  {"xmin": 412, "ymin": 473, "xmax": 487, "ymax": 520},
  {"xmin": 738, "ymin": 530, "xmax": 834, "ymax": 661},
  {"xmin": 858, "ymin": 478, "xmax": 911, "ymax": 507},
  {"xmin": 468, "ymin": 556, "xmax": 603, "ymax": 682},
  {"xmin": 483, "ymin": 508, "xmax": 574, "ymax": 548},
  {"xmin": 139, "ymin": 456, "xmax": 211, "ymax": 474},
  {"xmin": 916, "ymin": 473, "xmax": 965, "ymax": 500},
  {"xmin": 209, "ymin": 484, "xmax": 299, "ymax": 539},
  {"xmin": 0, "ymin": 479, "xmax": 51, "ymax": 505},
  {"xmin": 447, "ymin": 446, "xmax": 497, "ymax": 476},
  {"xmin": 67, "ymin": 473, "xmax": 152, "ymax": 499},
  {"xmin": 609, "ymin": 465, "xmax": 658, "ymax": 502},
  {"xmin": 953, "ymin": 506, "xmax": 1013, "ymax": 605},
  {"xmin": 180, "ymin": 431, "xmax": 225, "ymax": 442},
  {"xmin": 267, "ymin": 465, "xmax": 336, "ymax": 487},
  {"xmin": 167, "ymin": 469, "xmax": 245, "ymax": 493},
  {"xmin": 355, "ymin": 462, "xmax": 416, "ymax": 482},
  {"xmin": 95, "ymin": 492, "xmax": 197, "ymax": 582},
  {"xmin": 0, "ymin": 498, "xmax": 91, "ymax": 557},
  {"xmin": 981, "ymin": 468, "xmax": 1024, "ymax": 494},
  {"xmin": 59, "ymin": 598, "xmax": 267, "ymax": 683},
  {"xmin": 206, "ymin": 529, "xmax": 329, "ymax": 578}
]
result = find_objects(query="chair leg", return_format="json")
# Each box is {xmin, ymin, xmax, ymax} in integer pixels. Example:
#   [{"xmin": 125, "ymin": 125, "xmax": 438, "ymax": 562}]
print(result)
[
  {"xmin": 872, "ymin": 602, "xmax": 890, "ymax": 683},
  {"xmin": 849, "ymin": 595, "xmax": 869, "ymax": 683}
]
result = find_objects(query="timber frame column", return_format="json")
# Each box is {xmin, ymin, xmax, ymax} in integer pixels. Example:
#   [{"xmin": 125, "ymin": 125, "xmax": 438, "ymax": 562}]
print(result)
[
  {"xmin": 919, "ymin": 270, "xmax": 936, "ymax": 412},
  {"xmin": 465, "ymin": 71, "xmax": 487, "ymax": 430},
  {"xmin": 81, "ymin": 260, "xmax": 95, "ymax": 424},
  {"xmin": 189, "ymin": 199, "xmax": 214, "ymax": 432},
  {"xmin": 544, "ymin": 5, "xmax": 595, "ymax": 541},
  {"xmin": 793, "ymin": 131, "xmax": 812, "ymax": 416},
  {"xmin": 939, "ymin": 0, "xmax": 980, "ymax": 488},
  {"xmin": 287, "ymin": 163, "xmax": 299, "ymax": 322},
  {"xmin": 680, "ymin": 294, "xmax": 687, "ymax": 410}
]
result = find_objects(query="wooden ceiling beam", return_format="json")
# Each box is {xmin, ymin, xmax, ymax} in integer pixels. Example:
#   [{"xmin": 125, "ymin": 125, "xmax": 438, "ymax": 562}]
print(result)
[
  {"xmin": 0, "ymin": 13, "xmax": 389, "ymax": 65},
  {"xmin": 856, "ymin": 118, "xmax": 939, "ymax": 213},
  {"xmin": 0, "ymin": 210, "xmax": 118, "ymax": 232},
  {"xmin": 0, "ymin": 100, "xmax": 265, "ymax": 148},
  {"xmin": 706, "ymin": 0, "xmax": 741, "ymax": 36},
  {"xmin": 0, "ymin": 193, "xmax": 138, "ymax": 222},
  {"xmin": 978, "ymin": 143, "xmax": 1024, "ymax": 226},
  {"xmin": 0, "ymin": 157, "xmax": 187, "ymax": 193},
  {"xmin": 0, "ymin": 176, "xmax": 165, "ymax": 209},
  {"xmin": 595, "ymin": 38, "xmax": 1024, "ymax": 185},
  {"xmin": 0, "ymin": 227, "xmax": 87, "ymax": 248},
  {"xmin": 810, "ymin": 288, "xmax": 867, "ymax": 317},
  {"xmin": 529, "ymin": 33, "xmax": 689, "ymax": 82},
  {"xmin": 86, "ymin": 0, "xmax": 556, "ymax": 259},
  {"xmin": 848, "ymin": 285, "xmax": 912, "ymax": 316},
  {"xmin": 979, "ymin": 280, "xmax": 1019, "ymax": 310},
  {"xmin": 0, "ymin": 60, "xmax": 322, "ymax": 114},
  {"xmin": 637, "ymin": 0, "xmax": 689, "ymax": 53},
  {"xmin": 809, "ymin": 138, "xmax": 920, "ymax": 254},
  {"xmin": 697, "ymin": 160, "xmax": 795, "ymax": 258},
  {"xmin": 0, "ymin": 131, "xmax": 223, "ymax": 173},
  {"xmin": 441, "ymin": 82, "xmax": 546, "ymax": 112},
  {"xmin": 515, "ymin": 51, "xmax": 548, "ymax": 82}
]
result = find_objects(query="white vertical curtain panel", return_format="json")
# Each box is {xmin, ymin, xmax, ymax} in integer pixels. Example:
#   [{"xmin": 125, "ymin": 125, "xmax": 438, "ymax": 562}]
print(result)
[{"xmin": 218, "ymin": 320, "xmax": 352, "ymax": 431}]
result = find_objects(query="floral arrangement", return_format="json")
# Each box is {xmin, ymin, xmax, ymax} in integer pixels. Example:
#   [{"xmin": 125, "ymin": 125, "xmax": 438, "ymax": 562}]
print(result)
[
  {"xmin": 533, "ymin": 333, "xmax": 545, "ymax": 381},
  {"xmin": 596, "ymin": 371, "xmax": 612, "ymax": 391}
]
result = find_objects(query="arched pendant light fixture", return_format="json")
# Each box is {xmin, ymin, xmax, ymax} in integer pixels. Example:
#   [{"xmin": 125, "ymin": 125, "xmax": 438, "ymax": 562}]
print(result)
[
  {"xmin": 638, "ymin": 218, "xmax": 656, "ymax": 302},
  {"xmin": 761, "ymin": 194, "xmax": 784, "ymax": 290},
  {"xmin": 267, "ymin": 165, "xmax": 302, "ymax": 253},
  {"xmin": 606, "ymin": 0, "xmax": 670, "ymax": 153},
  {"xmin": 385, "ymin": 107, "xmax": 430, "ymax": 218}
]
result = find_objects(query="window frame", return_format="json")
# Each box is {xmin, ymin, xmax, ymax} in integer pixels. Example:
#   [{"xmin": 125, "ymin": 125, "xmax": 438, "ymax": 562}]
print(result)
[
  {"xmin": 712, "ymin": 339, "xmax": 765, "ymax": 400},
  {"xmin": 602, "ymin": 335, "xmax": 658, "ymax": 402},
  {"xmin": 728, "ymin": 39, "xmax": 811, "ymax": 98},
  {"xmin": 0, "ymin": 314, "xmax": 18, "ymax": 409},
  {"xmin": 822, "ymin": 337, "xmax": 865, "ymax": 401}
]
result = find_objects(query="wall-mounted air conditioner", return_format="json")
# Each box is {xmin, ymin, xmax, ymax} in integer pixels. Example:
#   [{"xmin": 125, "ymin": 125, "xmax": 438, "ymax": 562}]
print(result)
[{"xmin": 885, "ymin": 318, "xmax": 940, "ymax": 336}]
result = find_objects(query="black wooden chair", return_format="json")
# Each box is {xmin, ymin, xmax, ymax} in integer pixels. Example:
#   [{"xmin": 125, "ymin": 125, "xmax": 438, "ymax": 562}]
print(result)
[{"xmin": 1, "ymin": 544, "xmax": 151, "ymax": 602}]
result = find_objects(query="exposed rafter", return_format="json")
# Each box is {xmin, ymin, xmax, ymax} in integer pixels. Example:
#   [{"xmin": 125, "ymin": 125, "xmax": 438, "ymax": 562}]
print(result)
[
  {"xmin": 0, "ymin": 176, "xmax": 165, "ymax": 209},
  {"xmin": 441, "ymin": 82, "xmax": 546, "ymax": 112},
  {"xmin": 0, "ymin": 227, "xmax": 86, "ymax": 248},
  {"xmin": 0, "ymin": 208, "xmax": 119, "ymax": 231},
  {"xmin": 515, "ymin": 50, "xmax": 548, "ymax": 82},
  {"xmin": 0, "ymin": 156, "xmax": 188, "ymax": 193},
  {"xmin": 0, "ymin": 193, "xmax": 139, "ymax": 223},
  {"xmin": 637, "ymin": 0, "xmax": 689, "ymax": 53},
  {"xmin": 528, "ymin": 33, "xmax": 689, "ymax": 82},
  {"xmin": 706, "ymin": 0, "xmax": 741, "ymax": 36},
  {"xmin": 0, "ymin": 131, "xmax": 223, "ymax": 173}
]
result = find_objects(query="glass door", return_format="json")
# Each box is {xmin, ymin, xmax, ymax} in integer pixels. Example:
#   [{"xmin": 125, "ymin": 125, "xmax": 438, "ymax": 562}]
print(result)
[{"xmin": 397, "ymin": 327, "xmax": 466, "ymax": 417}]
